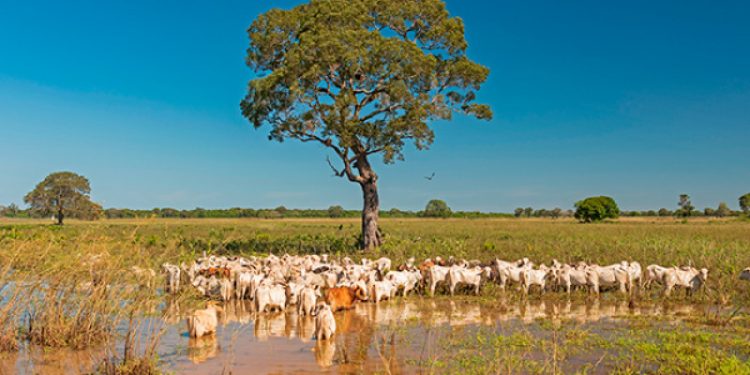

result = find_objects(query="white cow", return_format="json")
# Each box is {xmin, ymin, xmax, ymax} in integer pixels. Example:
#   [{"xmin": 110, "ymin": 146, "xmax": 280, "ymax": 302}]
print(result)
[
  {"xmin": 621, "ymin": 261, "xmax": 643, "ymax": 291},
  {"xmin": 235, "ymin": 271, "xmax": 254, "ymax": 300},
  {"xmin": 740, "ymin": 268, "xmax": 750, "ymax": 282},
  {"xmin": 313, "ymin": 303, "xmax": 336, "ymax": 340},
  {"xmin": 520, "ymin": 265, "xmax": 551, "ymax": 294},
  {"xmin": 555, "ymin": 264, "xmax": 589, "ymax": 294},
  {"xmin": 298, "ymin": 286, "xmax": 319, "ymax": 316},
  {"xmin": 495, "ymin": 258, "xmax": 532, "ymax": 290},
  {"xmin": 662, "ymin": 267, "xmax": 708, "ymax": 296},
  {"xmin": 385, "ymin": 270, "xmax": 422, "ymax": 297},
  {"xmin": 161, "ymin": 263, "xmax": 180, "ymax": 293},
  {"xmin": 369, "ymin": 280, "xmax": 396, "ymax": 303},
  {"xmin": 186, "ymin": 304, "xmax": 223, "ymax": 338},
  {"xmin": 428, "ymin": 265, "xmax": 451, "ymax": 296},
  {"xmin": 448, "ymin": 266, "xmax": 490, "ymax": 296},
  {"xmin": 219, "ymin": 278, "xmax": 233, "ymax": 302},
  {"xmin": 285, "ymin": 281, "xmax": 305, "ymax": 306},
  {"xmin": 644, "ymin": 264, "xmax": 672, "ymax": 289},
  {"xmin": 255, "ymin": 283, "xmax": 287, "ymax": 313},
  {"xmin": 586, "ymin": 264, "xmax": 630, "ymax": 295}
]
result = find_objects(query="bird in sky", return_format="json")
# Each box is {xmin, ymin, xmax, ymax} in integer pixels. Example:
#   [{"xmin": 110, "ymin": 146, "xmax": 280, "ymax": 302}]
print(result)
[{"xmin": 424, "ymin": 172, "xmax": 435, "ymax": 181}]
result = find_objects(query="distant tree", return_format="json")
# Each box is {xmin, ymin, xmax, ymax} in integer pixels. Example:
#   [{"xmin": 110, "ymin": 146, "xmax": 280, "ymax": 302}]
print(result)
[
  {"xmin": 24, "ymin": 172, "xmax": 100, "ymax": 225},
  {"xmin": 657, "ymin": 208, "xmax": 671, "ymax": 217},
  {"xmin": 646, "ymin": 210, "xmax": 657, "ymax": 216},
  {"xmin": 551, "ymin": 208, "xmax": 562, "ymax": 218},
  {"xmin": 704, "ymin": 207, "xmax": 716, "ymax": 217},
  {"xmin": 423, "ymin": 199, "xmax": 452, "ymax": 218},
  {"xmin": 240, "ymin": 0, "xmax": 491, "ymax": 249},
  {"xmin": 0, "ymin": 203, "xmax": 20, "ymax": 217},
  {"xmin": 740, "ymin": 193, "xmax": 750, "ymax": 215},
  {"xmin": 574, "ymin": 196, "xmax": 619, "ymax": 223},
  {"xmin": 523, "ymin": 207, "xmax": 533, "ymax": 217},
  {"xmin": 715, "ymin": 202, "xmax": 732, "ymax": 218},
  {"xmin": 513, "ymin": 208, "xmax": 524, "ymax": 218},
  {"xmin": 676, "ymin": 194, "xmax": 694, "ymax": 217},
  {"xmin": 327, "ymin": 205, "xmax": 345, "ymax": 218}
]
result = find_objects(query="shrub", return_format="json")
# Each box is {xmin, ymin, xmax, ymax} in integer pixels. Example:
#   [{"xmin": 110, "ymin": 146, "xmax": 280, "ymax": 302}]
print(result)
[
  {"xmin": 422, "ymin": 200, "xmax": 452, "ymax": 218},
  {"xmin": 574, "ymin": 196, "xmax": 619, "ymax": 223},
  {"xmin": 327, "ymin": 205, "xmax": 345, "ymax": 218}
]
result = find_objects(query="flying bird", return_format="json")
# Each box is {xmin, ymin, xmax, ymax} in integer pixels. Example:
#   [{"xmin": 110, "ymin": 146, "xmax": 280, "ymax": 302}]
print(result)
[{"xmin": 424, "ymin": 172, "xmax": 435, "ymax": 181}]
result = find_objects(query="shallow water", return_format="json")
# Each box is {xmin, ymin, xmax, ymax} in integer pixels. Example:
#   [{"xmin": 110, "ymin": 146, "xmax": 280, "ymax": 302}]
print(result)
[{"xmin": 0, "ymin": 298, "xmax": 727, "ymax": 374}]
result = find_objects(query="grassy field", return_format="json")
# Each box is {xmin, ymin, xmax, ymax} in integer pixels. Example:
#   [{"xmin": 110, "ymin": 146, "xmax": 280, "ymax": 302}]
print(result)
[{"xmin": 1, "ymin": 217, "xmax": 749, "ymax": 373}]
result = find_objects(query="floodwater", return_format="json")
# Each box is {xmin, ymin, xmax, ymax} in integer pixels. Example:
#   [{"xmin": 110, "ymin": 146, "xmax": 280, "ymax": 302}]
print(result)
[{"xmin": 0, "ymin": 298, "xmax": 718, "ymax": 374}]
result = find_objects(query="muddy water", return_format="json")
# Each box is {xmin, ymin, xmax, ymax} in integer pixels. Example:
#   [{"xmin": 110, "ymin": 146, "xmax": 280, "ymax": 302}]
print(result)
[{"xmin": 0, "ymin": 298, "xmax": 713, "ymax": 374}]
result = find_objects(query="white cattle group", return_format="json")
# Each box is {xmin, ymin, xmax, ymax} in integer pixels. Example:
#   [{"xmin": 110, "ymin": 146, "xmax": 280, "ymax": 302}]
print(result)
[{"xmin": 162, "ymin": 252, "xmax": 750, "ymax": 339}]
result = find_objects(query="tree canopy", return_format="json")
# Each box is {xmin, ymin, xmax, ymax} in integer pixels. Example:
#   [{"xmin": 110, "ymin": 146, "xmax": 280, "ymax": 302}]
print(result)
[
  {"xmin": 740, "ymin": 193, "xmax": 750, "ymax": 215},
  {"xmin": 24, "ymin": 172, "xmax": 101, "ymax": 225},
  {"xmin": 422, "ymin": 199, "xmax": 451, "ymax": 218},
  {"xmin": 574, "ymin": 196, "xmax": 619, "ymax": 223},
  {"xmin": 676, "ymin": 194, "xmax": 694, "ymax": 217}
]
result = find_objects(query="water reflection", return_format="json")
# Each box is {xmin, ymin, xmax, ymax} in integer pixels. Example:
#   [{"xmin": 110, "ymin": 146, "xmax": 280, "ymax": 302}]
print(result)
[
  {"xmin": 2, "ymin": 298, "xmax": 712, "ymax": 374},
  {"xmin": 187, "ymin": 335, "xmax": 218, "ymax": 364}
]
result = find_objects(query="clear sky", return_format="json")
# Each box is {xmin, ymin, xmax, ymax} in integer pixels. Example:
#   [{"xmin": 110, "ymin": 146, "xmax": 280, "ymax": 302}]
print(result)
[{"xmin": 1, "ymin": 0, "xmax": 748, "ymax": 212}]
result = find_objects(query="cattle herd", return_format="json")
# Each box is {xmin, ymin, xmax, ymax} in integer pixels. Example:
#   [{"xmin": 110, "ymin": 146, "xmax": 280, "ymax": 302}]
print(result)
[{"xmin": 162, "ymin": 253, "xmax": 750, "ymax": 340}]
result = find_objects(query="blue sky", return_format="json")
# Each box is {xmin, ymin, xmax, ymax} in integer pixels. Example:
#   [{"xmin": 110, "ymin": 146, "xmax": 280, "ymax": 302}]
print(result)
[{"xmin": 1, "ymin": 0, "xmax": 748, "ymax": 212}]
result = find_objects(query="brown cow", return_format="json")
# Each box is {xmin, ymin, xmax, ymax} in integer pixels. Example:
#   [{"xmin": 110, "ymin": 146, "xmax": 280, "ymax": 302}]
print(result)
[{"xmin": 324, "ymin": 286, "xmax": 366, "ymax": 312}]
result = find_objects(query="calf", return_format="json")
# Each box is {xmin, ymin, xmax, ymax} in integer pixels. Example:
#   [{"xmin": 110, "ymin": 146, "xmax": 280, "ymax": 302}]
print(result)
[{"xmin": 325, "ymin": 286, "xmax": 366, "ymax": 312}]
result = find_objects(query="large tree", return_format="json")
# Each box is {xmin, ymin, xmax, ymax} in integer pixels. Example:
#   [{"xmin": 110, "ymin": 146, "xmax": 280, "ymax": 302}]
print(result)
[
  {"xmin": 240, "ymin": 0, "xmax": 491, "ymax": 249},
  {"xmin": 24, "ymin": 171, "xmax": 101, "ymax": 225}
]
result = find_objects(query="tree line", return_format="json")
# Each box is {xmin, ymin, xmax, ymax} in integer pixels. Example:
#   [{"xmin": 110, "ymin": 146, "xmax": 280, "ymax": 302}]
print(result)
[{"xmin": 2, "ymin": 172, "xmax": 748, "ymax": 225}]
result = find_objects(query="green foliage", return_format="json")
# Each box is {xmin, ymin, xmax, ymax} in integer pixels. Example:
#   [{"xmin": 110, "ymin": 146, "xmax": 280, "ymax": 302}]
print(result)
[
  {"xmin": 327, "ymin": 205, "xmax": 345, "ymax": 218},
  {"xmin": 422, "ymin": 199, "xmax": 452, "ymax": 218},
  {"xmin": 677, "ymin": 194, "xmax": 695, "ymax": 217},
  {"xmin": 715, "ymin": 202, "xmax": 732, "ymax": 218},
  {"xmin": 240, "ymin": 0, "xmax": 491, "ymax": 166},
  {"xmin": 739, "ymin": 193, "xmax": 750, "ymax": 215},
  {"xmin": 23, "ymin": 171, "xmax": 101, "ymax": 224},
  {"xmin": 574, "ymin": 196, "xmax": 620, "ymax": 223}
]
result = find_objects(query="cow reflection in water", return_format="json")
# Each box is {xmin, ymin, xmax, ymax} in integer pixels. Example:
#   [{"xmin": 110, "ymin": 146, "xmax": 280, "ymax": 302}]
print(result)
[
  {"xmin": 187, "ymin": 335, "xmax": 218, "ymax": 364},
  {"xmin": 254, "ymin": 312, "xmax": 287, "ymax": 341},
  {"xmin": 170, "ymin": 299, "xmax": 701, "ymax": 371},
  {"xmin": 297, "ymin": 315, "xmax": 316, "ymax": 342},
  {"xmin": 314, "ymin": 340, "xmax": 336, "ymax": 368}
]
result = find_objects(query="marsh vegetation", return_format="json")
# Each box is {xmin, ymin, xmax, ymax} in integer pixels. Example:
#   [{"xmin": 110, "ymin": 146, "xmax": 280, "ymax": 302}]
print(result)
[{"xmin": 0, "ymin": 217, "xmax": 749, "ymax": 374}]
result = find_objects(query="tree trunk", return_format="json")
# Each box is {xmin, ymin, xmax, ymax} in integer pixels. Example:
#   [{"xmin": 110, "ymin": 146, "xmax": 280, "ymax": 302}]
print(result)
[
  {"xmin": 57, "ymin": 199, "xmax": 64, "ymax": 225},
  {"xmin": 360, "ymin": 178, "xmax": 382, "ymax": 250}
]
